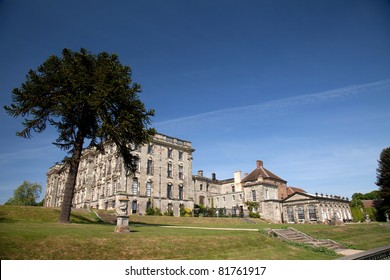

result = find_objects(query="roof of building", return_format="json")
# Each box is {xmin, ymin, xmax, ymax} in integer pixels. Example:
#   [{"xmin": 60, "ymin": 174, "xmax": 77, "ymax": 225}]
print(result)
[
  {"xmin": 241, "ymin": 160, "xmax": 287, "ymax": 183},
  {"xmin": 286, "ymin": 186, "xmax": 306, "ymax": 195},
  {"xmin": 282, "ymin": 191, "xmax": 350, "ymax": 203},
  {"xmin": 361, "ymin": 199, "xmax": 384, "ymax": 208}
]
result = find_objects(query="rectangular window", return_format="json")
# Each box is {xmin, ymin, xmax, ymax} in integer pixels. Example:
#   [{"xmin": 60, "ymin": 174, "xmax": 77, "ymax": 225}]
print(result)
[
  {"xmin": 146, "ymin": 182, "xmax": 152, "ymax": 197},
  {"xmin": 179, "ymin": 151, "xmax": 183, "ymax": 161},
  {"xmin": 178, "ymin": 185, "xmax": 183, "ymax": 200},
  {"xmin": 132, "ymin": 200, "xmax": 137, "ymax": 214},
  {"xmin": 147, "ymin": 144, "xmax": 153, "ymax": 154},
  {"xmin": 287, "ymin": 207, "xmax": 294, "ymax": 223},
  {"xmin": 168, "ymin": 148, "xmax": 173, "ymax": 158},
  {"xmin": 167, "ymin": 184, "xmax": 173, "ymax": 199},
  {"xmin": 179, "ymin": 165, "xmax": 184, "ymax": 179},
  {"xmin": 147, "ymin": 159, "xmax": 153, "ymax": 175},
  {"xmin": 297, "ymin": 207, "xmax": 305, "ymax": 220},
  {"xmin": 252, "ymin": 190, "xmax": 257, "ymax": 201},
  {"xmin": 132, "ymin": 179, "xmax": 138, "ymax": 196},
  {"xmin": 167, "ymin": 163, "xmax": 173, "ymax": 178},
  {"xmin": 132, "ymin": 157, "xmax": 140, "ymax": 172}
]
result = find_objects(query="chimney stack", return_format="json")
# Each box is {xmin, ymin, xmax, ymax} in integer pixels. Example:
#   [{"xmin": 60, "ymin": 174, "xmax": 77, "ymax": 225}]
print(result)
[
  {"xmin": 198, "ymin": 170, "xmax": 203, "ymax": 177},
  {"xmin": 212, "ymin": 173, "xmax": 216, "ymax": 181},
  {"xmin": 234, "ymin": 171, "xmax": 242, "ymax": 184},
  {"xmin": 256, "ymin": 160, "xmax": 263, "ymax": 168}
]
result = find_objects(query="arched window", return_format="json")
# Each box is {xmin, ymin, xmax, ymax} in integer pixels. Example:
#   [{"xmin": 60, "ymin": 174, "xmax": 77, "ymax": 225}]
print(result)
[
  {"xmin": 297, "ymin": 207, "xmax": 305, "ymax": 221},
  {"xmin": 199, "ymin": 195, "xmax": 205, "ymax": 206},
  {"xmin": 287, "ymin": 207, "xmax": 294, "ymax": 223},
  {"xmin": 308, "ymin": 205, "xmax": 317, "ymax": 221}
]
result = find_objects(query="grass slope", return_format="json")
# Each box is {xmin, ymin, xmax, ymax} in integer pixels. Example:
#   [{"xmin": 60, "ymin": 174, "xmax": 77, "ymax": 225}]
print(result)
[{"xmin": 1, "ymin": 206, "xmax": 389, "ymax": 260}]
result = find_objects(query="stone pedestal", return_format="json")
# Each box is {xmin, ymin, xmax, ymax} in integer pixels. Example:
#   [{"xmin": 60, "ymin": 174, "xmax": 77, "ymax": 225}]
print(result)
[
  {"xmin": 115, "ymin": 215, "xmax": 130, "ymax": 233},
  {"xmin": 115, "ymin": 192, "xmax": 130, "ymax": 233}
]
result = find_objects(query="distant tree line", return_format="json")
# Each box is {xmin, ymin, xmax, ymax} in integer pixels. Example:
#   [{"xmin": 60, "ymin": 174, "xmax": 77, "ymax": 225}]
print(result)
[
  {"xmin": 350, "ymin": 146, "xmax": 390, "ymax": 222},
  {"xmin": 4, "ymin": 181, "xmax": 43, "ymax": 206}
]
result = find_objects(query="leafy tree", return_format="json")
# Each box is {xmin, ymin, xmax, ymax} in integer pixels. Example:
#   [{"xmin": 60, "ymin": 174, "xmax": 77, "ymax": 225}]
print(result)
[
  {"xmin": 376, "ymin": 147, "xmax": 390, "ymax": 213},
  {"xmin": 5, "ymin": 181, "xmax": 42, "ymax": 206},
  {"xmin": 4, "ymin": 48, "xmax": 155, "ymax": 223}
]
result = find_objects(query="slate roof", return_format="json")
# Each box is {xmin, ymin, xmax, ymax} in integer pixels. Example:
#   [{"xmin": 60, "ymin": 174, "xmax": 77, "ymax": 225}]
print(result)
[
  {"xmin": 286, "ymin": 186, "xmax": 306, "ymax": 195},
  {"xmin": 241, "ymin": 160, "xmax": 287, "ymax": 183}
]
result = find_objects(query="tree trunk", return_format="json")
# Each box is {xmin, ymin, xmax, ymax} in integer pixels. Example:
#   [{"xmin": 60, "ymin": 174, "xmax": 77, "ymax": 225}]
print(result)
[{"xmin": 59, "ymin": 131, "xmax": 84, "ymax": 223}]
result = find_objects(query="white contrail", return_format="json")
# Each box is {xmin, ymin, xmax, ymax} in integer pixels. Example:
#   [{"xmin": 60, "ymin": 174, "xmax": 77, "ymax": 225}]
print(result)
[{"xmin": 155, "ymin": 78, "xmax": 390, "ymax": 128}]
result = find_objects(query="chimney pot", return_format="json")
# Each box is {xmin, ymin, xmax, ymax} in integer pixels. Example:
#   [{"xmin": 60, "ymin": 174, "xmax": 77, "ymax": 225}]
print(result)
[{"xmin": 256, "ymin": 160, "xmax": 263, "ymax": 168}]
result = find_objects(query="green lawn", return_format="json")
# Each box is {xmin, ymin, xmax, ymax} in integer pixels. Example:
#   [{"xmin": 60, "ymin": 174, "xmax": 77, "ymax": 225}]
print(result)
[{"xmin": 1, "ymin": 205, "xmax": 389, "ymax": 260}]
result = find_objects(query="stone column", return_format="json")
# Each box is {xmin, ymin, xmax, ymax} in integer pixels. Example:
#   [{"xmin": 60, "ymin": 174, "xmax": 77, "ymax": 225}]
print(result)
[{"xmin": 115, "ymin": 192, "xmax": 130, "ymax": 233}]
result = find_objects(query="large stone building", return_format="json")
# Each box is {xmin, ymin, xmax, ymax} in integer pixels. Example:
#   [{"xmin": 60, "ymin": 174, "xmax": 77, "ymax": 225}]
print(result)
[
  {"xmin": 45, "ymin": 134, "xmax": 195, "ymax": 217},
  {"xmin": 44, "ymin": 133, "xmax": 352, "ymax": 223}
]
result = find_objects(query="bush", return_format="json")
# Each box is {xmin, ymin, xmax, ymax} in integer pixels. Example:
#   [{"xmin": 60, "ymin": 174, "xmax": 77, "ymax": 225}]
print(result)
[
  {"xmin": 180, "ymin": 207, "xmax": 192, "ymax": 217},
  {"xmin": 249, "ymin": 212, "xmax": 260, "ymax": 218},
  {"xmin": 351, "ymin": 206, "xmax": 364, "ymax": 222},
  {"xmin": 146, "ymin": 207, "xmax": 162, "ymax": 216},
  {"xmin": 164, "ymin": 210, "xmax": 174, "ymax": 216}
]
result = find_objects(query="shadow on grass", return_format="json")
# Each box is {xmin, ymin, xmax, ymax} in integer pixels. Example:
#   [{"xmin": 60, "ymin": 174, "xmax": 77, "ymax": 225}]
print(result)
[
  {"xmin": 129, "ymin": 221, "xmax": 174, "ymax": 227},
  {"xmin": 0, "ymin": 217, "xmax": 18, "ymax": 223}
]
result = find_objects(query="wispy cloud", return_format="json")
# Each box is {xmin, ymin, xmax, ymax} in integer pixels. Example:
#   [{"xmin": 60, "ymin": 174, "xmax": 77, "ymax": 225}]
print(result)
[{"xmin": 155, "ymin": 78, "xmax": 390, "ymax": 130}]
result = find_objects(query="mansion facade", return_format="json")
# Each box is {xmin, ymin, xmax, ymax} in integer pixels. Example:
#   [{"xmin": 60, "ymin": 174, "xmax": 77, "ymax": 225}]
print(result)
[{"xmin": 44, "ymin": 134, "xmax": 352, "ymax": 223}]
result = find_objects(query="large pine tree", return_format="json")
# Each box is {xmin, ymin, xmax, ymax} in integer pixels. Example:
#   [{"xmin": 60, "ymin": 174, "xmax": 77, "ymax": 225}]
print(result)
[
  {"xmin": 4, "ymin": 48, "xmax": 155, "ymax": 223},
  {"xmin": 376, "ymin": 147, "xmax": 390, "ymax": 213}
]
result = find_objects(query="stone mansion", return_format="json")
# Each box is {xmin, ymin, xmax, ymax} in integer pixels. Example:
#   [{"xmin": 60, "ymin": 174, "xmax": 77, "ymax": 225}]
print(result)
[{"xmin": 44, "ymin": 133, "xmax": 352, "ymax": 223}]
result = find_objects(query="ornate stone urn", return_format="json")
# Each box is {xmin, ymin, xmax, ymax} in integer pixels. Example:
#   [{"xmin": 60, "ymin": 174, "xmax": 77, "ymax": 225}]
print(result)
[{"xmin": 115, "ymin": 191, "xmax": 130, "ymax": 233}]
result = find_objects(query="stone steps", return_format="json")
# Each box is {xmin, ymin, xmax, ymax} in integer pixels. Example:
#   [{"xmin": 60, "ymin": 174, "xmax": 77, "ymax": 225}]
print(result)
[
  {"xmin": 95, "ymin": 210, "xmax": 117, "ymax": 224},
  {"xmin": 270, "ymin": 228, "xmax": 347, "ymax": 252}
]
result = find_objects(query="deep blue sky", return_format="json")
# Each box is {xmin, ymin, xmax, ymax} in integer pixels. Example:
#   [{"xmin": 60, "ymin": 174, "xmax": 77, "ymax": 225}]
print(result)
[{"xmin": 1, "ymin": 0, "xmax": 390, "ymax": 204}]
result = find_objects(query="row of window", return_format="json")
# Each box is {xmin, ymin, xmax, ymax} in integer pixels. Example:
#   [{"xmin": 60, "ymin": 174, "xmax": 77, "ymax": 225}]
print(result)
[
  {"xmin": 147, "ymin": 144, "xmax": 185, "ymax": 161},
  {"xmin": 286, "ymin": 206, "xmax": 317, "ymax": 222},
  {"xmin": 251, "ymin": 189, "xmax": 276, "ymax": 201},
  {"xmin": 214, "ymin": 193, "xmax": 243, "ymax": 203},
  {"xmin": 140, "ymin": 159, "xmax": 185, "ymax": 179},
  {"xmin": 131, "ymin": 180, "xmax": 184, "ymax": 200}
]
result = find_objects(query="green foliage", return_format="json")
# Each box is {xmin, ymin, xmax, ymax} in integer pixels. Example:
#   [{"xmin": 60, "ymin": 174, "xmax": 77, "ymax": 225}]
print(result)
[
  {"xmin": 350, "ymin": 189, "xmax": 385, "ymax": 221},
  {"xmin": 350, "ymin": 197, "xmax": 363, "ymax": 207},
  {"xmin": 163, "ymin": 210, "xmax": 174, "ymax": 216},
  {"xmin": 376, "ymin": 147, "xmax": 390, "ymax": 212},
  {"xmin": 350, "ymin": 206, "xmax": 365, "ymax": 222},
  {"xmin": 352, "ymin": 190, "xmax": 382, "ymax": 201},
  {"xmin": 351, "ymin": 205, "xmax": 383, "ymax": 222},
  {"xmin": 180, "ymin": 207, "xmax": 192, "ymax": 217},
  {"xmin": 364, "ymin": 207, "xmax": 379, "ymax": 221},
  {"xmin": 5, "ymin": 181, "xmax": 42, "ymax": 206},
  {"xmin": 4, "ymin": 48, "xmax": 155, "ymax": 172},
  {"xmin": 284, "ymin": 240, "xmax": 339, "ymax": 256},
  {"xmin": 145, "ymin": 207, "xmax": 162, "ymax": 216},
  {"xmin": 245, "ymin": 201, "xmax": 259, "ymax": 212},
  {"xmin": 4, "ymin": 48, "xmax": 155, "ymax": 223},
  {"xmin": 249, "ymin": 212, "xmax": 260, "ymax": 218},
  {"xmin": 36, "ymin": 199, "xmax": 44, "ymax": 206}
]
